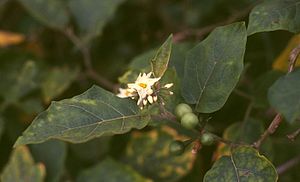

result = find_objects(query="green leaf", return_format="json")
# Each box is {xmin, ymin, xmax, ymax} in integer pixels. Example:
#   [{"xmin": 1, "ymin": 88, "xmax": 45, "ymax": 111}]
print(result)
[
  {"xmin": 247, "ymin": 0, "xmax": 300, "ymax": 35},
  {"xmin": 204, "ymin": 146, "xmax": 278, "ymax": 182},
  {"xmin": 41, "ymin": 66, "xmax": 79, "ymax": 103},
  {"xmin": 252, "ymin": 70, "xmax": 284, "ymax": 108},
  {"xmin": 30, "ymin": 140, "xmax": 67, "ymax": 182},
  {"xmin": 151, "ymin": 35, "xmax": 173, "ymax": 78},
  {"xmin": 14, "ymin": 85, "xmax": 150, "ymax": 146},
  {"xmin": 17, "ymin": 97, "xmax": 44, "ymax": 114},
  {"xmin": 182, "ymin": 22, "xmax": 247, "ymax": 113},
  {"xmin": 159, "ymin": 68, "xmax": 183, "ymax": 112},
  {"xmin": 215, "ymin": 119, "xmax": 273, "ymax": 161},
  {"xmin": 122, "ymin": 126, "xmax": 196, "ymax": 182},
  {"xmin": 18, "ymin": 0, "xmax": 68, "ymax": 29},
  {"xmin": 76, "ymin": 158, "xmax": 151, "ymax": 182},
  {"xmin": 268, "ymin": 69, "xmax": 300, "ymax": 123},
  {"xmin": 119, "ymin": 43, "xmax": 192, "ymax": 84},
  {"xmin": 69, "ymin": 137, "xmax": 111, "ymax": 164},
  {"xmin": 0, "ymin": 60, "xmax": 38, "ymax": 104},
  {"xmin": 169, "ymin": 42, "xmax": 194, "ymax": 79},
  {"xmin": 69, "ymin": 0, "xmax": 125, "ymax": 42},
  {"xmin": 0, "ymin": 146, "xmax": 45, "ymax": 182}
]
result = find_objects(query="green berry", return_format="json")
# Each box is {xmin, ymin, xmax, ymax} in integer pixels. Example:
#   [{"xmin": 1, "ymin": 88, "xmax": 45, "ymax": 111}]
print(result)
[
  {"xmin": 169, "ymin": 140, "xmax": 185, "ymax": 155},
  {"xmin": 181, "ymin": 112, "xmax": 199, "ymax": 129},
  {"xmin": 201, "ymin": 133, "xmax": 215, "ymax": 145},
  {"xmin": 175, "ymin": 103, "xmax": 193, "ymax": 118}
]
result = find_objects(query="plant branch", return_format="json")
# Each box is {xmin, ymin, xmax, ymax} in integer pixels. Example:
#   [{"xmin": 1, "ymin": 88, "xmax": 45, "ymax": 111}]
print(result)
[
  {"xmin": 253, "ymin": 43, "xmax": 300, "ymax": 149},
  {"xmin": 276, "ymin": 154, "xmax": 300, "ymax": 175},
  {"xmin": 173, "ymin": 1, "xmax": 259, "ymax": 43},
  {"xmin": 64, "ymin": 28, "xmax": 116, "ymax": 91},
  {"xmin": 287, "ymin": 128, "xmax": 300, "ymax": 141},
  {"xmin": 288, "ymin": 44, "xmax": 300, "ymax": 73},
  {"xmin": 233, "ymin": 89, "xmax": 253, "ymax": 100},
  {"xmin": 253, "ymin": 114, "xmax": 282, "ymax": 149},
  {"xmin": 241, "ymin": 101, "xmax": 254, "ymax": 133},
  {"xmin": 209, "ymin": 133, "xmax": 237, "ymax": 146}
]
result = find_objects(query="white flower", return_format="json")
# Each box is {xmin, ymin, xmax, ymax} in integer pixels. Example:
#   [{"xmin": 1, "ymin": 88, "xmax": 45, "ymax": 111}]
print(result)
[
  {"xmin": 117, "ymin": 71, "xmax": 173, "ymax": 109},
  {"xmin": 116, "ymin": 88, "xmax": 136, "ymax": 98},
  {"xmin": 163, "ymin": 83, "xmax": 173, "ymax": 89},
  {"xmin": 127, "ymin": 72, "xmax": 160, "ymax": 105}
]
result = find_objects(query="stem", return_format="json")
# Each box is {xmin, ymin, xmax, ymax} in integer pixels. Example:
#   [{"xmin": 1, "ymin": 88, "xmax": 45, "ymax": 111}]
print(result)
[
  {"xmin": 276, "ymin": 154, "xmax": 300, "ymax": 175},
  {"xmin": 64, "ymin": 28, "xmax": 116, "ymax": 91},
  {"xmin": 233, "ymin": 89, "xmax": 253, "ymax": 100},
  {"xmin": 240, "ymin": 101, "xmax": 254, "ymax": 133},
  {"xmin": 151, "ymin": 112, "xmax": 199, "ymax": 138},
  {"xmin": 210, "ymin": 133, "xmax": 235, "ymax": 146},
  {"xmin": 153, "ymin": 111, "xmax": 239, "ymax": 146},
  {"xmin": 253, "ymin": 43, "xmax": 300, "ymax": 149},
  {"xmin": 287, "ymin": 128, "xmax": 300, "ymax": 141},
  {"xmin": 253, "ymin": 114, "xmax": 282, "ymax": 149},
  {"xmin": 288, "ymin": 44, "xmax": 300, "ymax": 73}
]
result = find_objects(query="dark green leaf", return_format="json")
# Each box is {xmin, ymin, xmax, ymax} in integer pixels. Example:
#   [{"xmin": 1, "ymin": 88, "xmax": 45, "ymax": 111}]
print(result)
[
  {"xmin": 119, "ymin": 43, "xmax": 192, "ymax": 84},
  {"xmin": 182, "ymin": 22, "xmax": 247, "ymax": 113},
  {"xmin": 0, "ymin": 60, "xmax": 38, "ymax": 104},
  {"xmin": 18, "ymin": 0, "xmax": 68, "ymax": 29},
  {"xmin": 17, "ymin": 98, "xmax": 44, "ymax": 114},
  {"xmin": 69, "ymin": 0, "xmax": 125, "ymax": 42},
  {"xmin": 69, "ymin": 137, "xmax": 111, "ymax": 164},
  {"xmin": 248, "ymin": 0, "xmax": 300, "ymax": 35},
  {"xmin": 159, "ymin": 68, "xmax": 183, "ymax": 112},
  {"xmin": 30, "ymin": 140, "xmax": 67, "ymax": 182},
  {"xmin": 0, "ymin": 146, "xmax": 45, "ymax": 182},
  {"xmin": 41, "ymin": 66, "xmax": 79, "ymax": 102},
  {"xmin": 268, "ymin": 69, "xmax": 300, "ymax": 123},
  {"xmin": 252, "ymin": 70, "xmax": 284, "ymax": 108},
  {"xmin": 122, "ymin": 126, "xmax": 196, "ymax": 182},
  {"xmin": 215, "ymin": 119, "xmax": 273, "ymax": 160},
  {"xmin": 129, "ymin": 50, "xmax": 155, "ymax": 72},
  {"xmin": 151, "ymin": 35, "xmax": 173, "ymax": 78},
  {"xmin": 204, "ymin": 146, "xmax": 278, "ymax": 182},
  {"xmin": 169, "ymin": 42, "xmax": 194, "ymax": 79},
  {"xmin": 14, "ymin": 85, "xmax": 150, "ymax": 146},
  {"xmin": 76, "ymin": 158, "xmax": 151, "ymax": 182}
]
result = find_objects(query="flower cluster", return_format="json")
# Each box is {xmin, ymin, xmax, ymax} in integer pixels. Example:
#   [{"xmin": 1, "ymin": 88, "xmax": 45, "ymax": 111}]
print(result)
[{"xmin": 117, "ymin": 72, "xmax": 173, "ymax": 109}]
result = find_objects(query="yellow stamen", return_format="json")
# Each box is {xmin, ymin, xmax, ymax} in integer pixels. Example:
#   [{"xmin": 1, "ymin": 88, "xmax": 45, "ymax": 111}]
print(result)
[{"xmin": 138, "ymin": 83, "xmax": 147, "ymax": 88}]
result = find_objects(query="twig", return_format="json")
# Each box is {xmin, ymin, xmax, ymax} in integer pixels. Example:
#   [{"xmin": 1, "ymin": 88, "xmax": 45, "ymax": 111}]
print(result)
[
  {"xmin": 253, "ymin": 114, "xmax": 282, "ymax": 149},
  {"xmin": 276, "ymin": 154, "xmax": 300, "ymax": 175},
  {"xmin": 152, "ymin": 112, "xmax": 199, "ymax": 138},
  {"xmin": 233, "ymin": 89, "xmax": 253, "ymax": 100},
  {"xmin": 253, "ymin": 43, "xmax": 300, "ymax": 149},
  {"xmin": 210, "ymin": 133, "xmax": 236, "ymax": 146},
  {"xmin": 173, "ymin": 1, "xmax": 259, "ymax": 43},
  {"xmin": 288, "ymin": 44, "xmax": 300, "ymax": 73},
  {"xmin": 240, "ymin": 102, "xmax": 254, "ymax": 133},
  {"xmin": 64, "ymin": 28, "xmax": 116, "ymax": 91},
  {"xmin": 287, "ymin": 128, "xmax": 300, "ymax": 141}
]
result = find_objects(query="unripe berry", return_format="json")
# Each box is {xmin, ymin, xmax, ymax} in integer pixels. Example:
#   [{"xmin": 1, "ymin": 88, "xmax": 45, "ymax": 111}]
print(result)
[
  {"xmin": 175, "ymin": 103, "xmax": 193, "ymax": 118},
  {"xmin": 201, "ymin": 133, "xmax": 215, "ymax": 145},
  {"xmin": 181, "ymin": 112, "xmax": 199, "ymax": 129},
  {"xmin": 169, "ymin": 140, "xmax": 185, "ymax": 155}
]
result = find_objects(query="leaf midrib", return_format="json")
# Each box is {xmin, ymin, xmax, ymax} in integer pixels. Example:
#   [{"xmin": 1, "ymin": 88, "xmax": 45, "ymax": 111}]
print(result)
[
  {"xmin": 230, "ymin": 154, "xmax": 240, "ymax": 182},
  {"xmin": 196, "ymin": 61, "xmax": 217, "ymax": 109}
]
